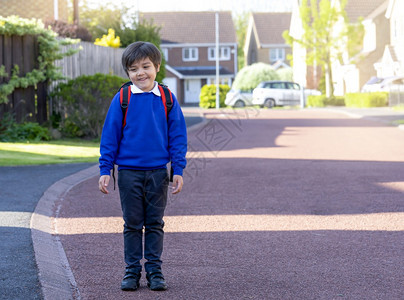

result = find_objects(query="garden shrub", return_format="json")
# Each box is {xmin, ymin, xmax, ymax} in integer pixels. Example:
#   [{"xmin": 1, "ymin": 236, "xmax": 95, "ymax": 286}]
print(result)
[
  {"xmin": 232, "ymin": 63, "xmax": 279, "ymax": 91},
  {"xmin": 51, "ymin": 73, "xmax": 127, "ymax": 138},
  {"xmin": 0, "ymin": 113, "xmax": 50, "ymax": 142},
  {"xmin": 277, "ymin": 68, "xmax": 293, "ymax": 81},
  {"xmin": 199, "ymin": 84, "xmax": 230, "ymax": 109},
  {"xmin": 306, "ymin": 95, "xmax": 345, "ymax": 107},
  {"xmin": 345, "ymin": 92, "xmax": 388, "ymax": 108},
  {"xmin": 44, "ymin": 19, "xmax": 92, "ymax": 41},
  {"xmin": 307, "ymin": 95, "xmax": 327, "ymax": 107}
]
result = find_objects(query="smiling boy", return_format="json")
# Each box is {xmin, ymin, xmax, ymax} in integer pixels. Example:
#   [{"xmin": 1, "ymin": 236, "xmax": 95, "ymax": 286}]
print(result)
[{"xmin": 98, "ymin": 41, "xmax": 187, "ymax": 291}]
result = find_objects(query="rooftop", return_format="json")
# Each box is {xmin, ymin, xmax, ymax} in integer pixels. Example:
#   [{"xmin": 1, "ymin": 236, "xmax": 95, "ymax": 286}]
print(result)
[{"xmin": 140, "ymin": 11, "xmax": 237, "ymax": 44}]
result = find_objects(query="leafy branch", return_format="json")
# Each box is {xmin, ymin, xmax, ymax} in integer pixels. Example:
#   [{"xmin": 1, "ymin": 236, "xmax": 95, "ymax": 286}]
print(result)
[{"xmin": 0, "ymin": 15, "xmax": 81, "ymax": 104}]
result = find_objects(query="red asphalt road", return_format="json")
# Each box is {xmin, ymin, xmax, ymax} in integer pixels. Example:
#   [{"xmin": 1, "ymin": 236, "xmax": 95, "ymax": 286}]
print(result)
[{"xmin": 57, "ymin": 109, "xmax": 404, "ymax": 300}]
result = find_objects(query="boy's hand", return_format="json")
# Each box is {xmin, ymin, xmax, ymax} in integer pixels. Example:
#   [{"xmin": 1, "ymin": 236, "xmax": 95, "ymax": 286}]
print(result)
[
  {"xmin": 171, "ymin": 175, "xmax": 183, "ymax": 194},
  {"xmin": 99, "ymin": 175, "xmax": 110, "ymax": 194}
]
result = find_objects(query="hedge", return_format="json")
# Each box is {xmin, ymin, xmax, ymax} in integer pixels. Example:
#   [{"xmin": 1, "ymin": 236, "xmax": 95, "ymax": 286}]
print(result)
[
  {"xmin": 345, "ymin": 92, "xmax": 388, "ymax": 108},
  {"xmin": 51, "ymin": 73, "xmax": 127, "ymax": 138},
  {"xmin": 306, "ymin": 95, "xmax": 345, "ymax": 107},
  {"xmin": 199, "ymin": 84, "xmax": 230, "ymax": 108}
]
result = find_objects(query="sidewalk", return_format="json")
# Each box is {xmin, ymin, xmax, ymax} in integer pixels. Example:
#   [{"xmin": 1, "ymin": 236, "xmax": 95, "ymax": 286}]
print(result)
[{"xmin": 321, "ymin": 106, "xmax": 404, "ymax": 128}]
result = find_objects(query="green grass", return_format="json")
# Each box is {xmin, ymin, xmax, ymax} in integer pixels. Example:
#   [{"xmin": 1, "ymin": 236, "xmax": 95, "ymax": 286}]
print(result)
[
  {"xmin": 392, "ymin": 105, "xmax": 404, "ymax": 111},
  {"xmin": 0, "ymin": 140, "xmax": 100, "ymax": 166},
  {"xmin": 393, "ymin": 120, "xmax": 404, "ymax": 125}
]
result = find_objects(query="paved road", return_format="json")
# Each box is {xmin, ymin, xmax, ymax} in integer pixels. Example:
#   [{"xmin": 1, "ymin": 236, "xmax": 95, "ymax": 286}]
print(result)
[
  {"xmin": 0, "ymin": 163, "xmax": 95, "ymax": 300},
  {"xmin": 56, "ymin": 109, "xmax": 404, "ymax": 299}
]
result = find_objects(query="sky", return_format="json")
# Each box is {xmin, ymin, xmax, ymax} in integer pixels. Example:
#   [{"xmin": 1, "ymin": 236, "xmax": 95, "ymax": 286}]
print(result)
[{"xmin": 84, "ymin": 0, "xmax": 294, "ymax": 14}]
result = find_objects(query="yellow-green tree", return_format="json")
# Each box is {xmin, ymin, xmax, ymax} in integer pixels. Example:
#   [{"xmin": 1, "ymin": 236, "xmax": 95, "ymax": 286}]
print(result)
[
  {"xmin": 94, "ymin": 28, "xmax": 121, "ymax": 48},
  {"xmin": 283, "ymin": 0, "xmax": 364, "ymax": 96}
]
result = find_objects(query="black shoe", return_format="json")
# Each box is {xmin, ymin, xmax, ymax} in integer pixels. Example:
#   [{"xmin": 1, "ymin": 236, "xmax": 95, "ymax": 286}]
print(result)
[
  {"xmin": 121, "ymin": 268, "xmax": 141, "ymax": 291},
  {"xmin": 146, "ymin": 269, "xmax": 168, "ymax": 291}
]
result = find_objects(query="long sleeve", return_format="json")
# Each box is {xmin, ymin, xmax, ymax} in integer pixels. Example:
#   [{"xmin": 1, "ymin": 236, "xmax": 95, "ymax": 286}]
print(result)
[
  {"xmin": 99, "ymin": 93, "xmax": 123, "ymax": 176},
  {"xmin": 167, "ymin": 94, "xmax": 188, "ymax": 176}
]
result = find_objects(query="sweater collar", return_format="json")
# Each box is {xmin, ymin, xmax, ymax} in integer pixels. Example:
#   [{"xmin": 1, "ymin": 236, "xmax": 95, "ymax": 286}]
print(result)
[{"xmin": 130, "ymin": 82, "xmax": 161, "ymax": 96}]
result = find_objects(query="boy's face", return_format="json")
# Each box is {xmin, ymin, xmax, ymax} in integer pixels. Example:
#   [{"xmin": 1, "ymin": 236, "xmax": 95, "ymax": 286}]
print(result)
[{"xmin": 127, "ymin": 57, "xmax": 160, "ymax": 92}]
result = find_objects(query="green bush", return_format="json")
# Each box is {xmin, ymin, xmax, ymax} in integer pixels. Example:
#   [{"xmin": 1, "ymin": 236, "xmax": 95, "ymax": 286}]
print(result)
[
  {"xmin": 232, "ymin": 63, "xmax": 279, "ymax": 91},
  {"xmin": 0, "ymin": 113, "xmax": 50, "ymax": 142},
  {"xmin": 51, "ymin": 73, "xmax": 127, "ymax": 138},
  {"xmin": 306, "ymin": 95, "xmax": 345, "ymax": 107},
  {"xmin": 345, "ymin": 92, "xmax": 388, "ymax": 108},
  {"xmin": 199, "ymin": 84, "xmax": 230, "ymax": 109},
  {"xmin": 276, "ymin": 68, "xmax": 293, "ymax": 81}
]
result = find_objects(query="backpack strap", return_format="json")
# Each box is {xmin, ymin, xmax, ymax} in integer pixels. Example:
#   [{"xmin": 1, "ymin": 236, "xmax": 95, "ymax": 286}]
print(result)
[
  {"xmin": 157, "ymin": 83, "xmax": 173, "ymax": 119},
  {"xmin": 118, "ymin": 82, "xmax": 173, "ymax": 126},
  {"xmin": 119, "ymin": 82, "xmax": 132, "ymax": 128}
]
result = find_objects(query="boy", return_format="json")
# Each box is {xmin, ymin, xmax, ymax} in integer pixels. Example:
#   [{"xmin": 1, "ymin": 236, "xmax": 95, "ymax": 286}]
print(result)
[{"xmin": 98, "ymin": 41, "xmax": 187, "ymax": 291}]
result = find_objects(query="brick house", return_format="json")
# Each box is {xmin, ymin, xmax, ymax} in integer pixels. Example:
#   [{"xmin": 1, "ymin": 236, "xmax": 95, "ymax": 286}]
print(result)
[
  {"xmin": 333, "ymin": 0, "xmax": 390, "ymax": 94},
  {"xmin": 244, "ymin": 12, "xmax": 292, "ymax": 69},
  {"xmin": 0, "ymin": 0, "xmax": 68, "ymax": 22},
  {"xmin": 375, "ymin": 0, "xmax": 404, "ymax": 77},
  {"xmin": 289, "ymin": 0, "xmax": 388, "ymax": 93},
  {"xmin": 140, "ymin": 11, "xmax": 238, "ymax": 105}
]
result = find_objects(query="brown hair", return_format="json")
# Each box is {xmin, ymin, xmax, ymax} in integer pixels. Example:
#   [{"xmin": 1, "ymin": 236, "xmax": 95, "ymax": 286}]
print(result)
[{"xmin": 121, "ymin": 41, "xmax": 162, "ymax": 76}]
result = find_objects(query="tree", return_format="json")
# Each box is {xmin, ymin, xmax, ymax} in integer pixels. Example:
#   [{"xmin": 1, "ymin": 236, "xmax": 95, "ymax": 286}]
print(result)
[
  {"xmin": 283, "ymin": 0, "xmax": 355, "ymax": 96},
  {"xmin": 78, "ymin": 3, "xmax": 165, "ymax": 82},
  {"xmin": 232, "ymin": 63, "xmax": 279, "ymax": 91},
  {"xmin": 94, "ymin": 28, "xmax": 121, "ymax": 48},
  {"xmin": 234, "ymin": 12, "xmax": 249, "ymax": 70},
  {"xmin": 79, "ymin": 3, "xmax": 122, "ymax": 41}
]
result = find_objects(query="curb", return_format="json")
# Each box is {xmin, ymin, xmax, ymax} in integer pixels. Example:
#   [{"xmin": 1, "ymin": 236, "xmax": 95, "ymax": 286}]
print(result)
[
  {"xmin": 31, "ymin": 164, "xmax": 98, "ymax": 300},
  {"xmin": 322, "ymin": 108, "xmax": 404, "ymax": 127}
]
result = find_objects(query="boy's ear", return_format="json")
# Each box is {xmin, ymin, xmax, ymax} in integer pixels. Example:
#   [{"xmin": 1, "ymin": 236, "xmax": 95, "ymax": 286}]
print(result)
[{"xmin": 156, "ymin": 64, "xmax": 161, "ymax": 72}]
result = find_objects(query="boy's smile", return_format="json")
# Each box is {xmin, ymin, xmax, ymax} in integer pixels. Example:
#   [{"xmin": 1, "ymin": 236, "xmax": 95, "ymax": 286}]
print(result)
[{"xmin": 127, "ymin": 57, "xmax": 160, "ymax": 92}]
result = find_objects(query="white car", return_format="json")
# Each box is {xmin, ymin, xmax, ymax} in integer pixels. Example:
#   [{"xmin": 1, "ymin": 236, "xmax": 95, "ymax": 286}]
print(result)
[
  {"xmin": 225, "ymin": 89, "xmax": 253, "ymax": 107},
  {"xmin": 361, "ymin": 76, "xmax": 404, "ymax": 93},
  {"xmin": 252, "ymin": 81, "xmax": 321, "ymax": 108}
]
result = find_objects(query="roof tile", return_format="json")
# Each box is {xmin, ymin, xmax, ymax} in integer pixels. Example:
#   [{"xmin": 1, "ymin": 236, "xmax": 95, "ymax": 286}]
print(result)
[
  {"xmin": 140, "ymin": 11, "xmax": 237, "ymax": 44},
  {"xmin": 252, "ymin": 12, "xmax": 292, "ymax": 45}
]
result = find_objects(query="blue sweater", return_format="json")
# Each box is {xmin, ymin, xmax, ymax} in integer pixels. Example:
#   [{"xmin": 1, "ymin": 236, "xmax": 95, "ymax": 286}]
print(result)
[{"xmin": 99, "ymin": 89, "xmax": 187, "ymax": 176}]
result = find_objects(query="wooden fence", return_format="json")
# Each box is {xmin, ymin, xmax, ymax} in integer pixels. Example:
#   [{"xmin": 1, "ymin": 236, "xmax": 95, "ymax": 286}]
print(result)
[
  {"xmin": 0, "ymin": 34, "xmax": 48, "ymax": 123},
  {"xmin": 0, "ymin": 36, "xmax": 126, "ymax": 123},
  {"xmin": 54, "ymin": 41, "xmax": 126, "ymax": 81}
]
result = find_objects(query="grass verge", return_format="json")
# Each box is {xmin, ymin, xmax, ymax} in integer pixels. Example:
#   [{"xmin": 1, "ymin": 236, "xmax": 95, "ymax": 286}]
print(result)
[{"xmin": 0, "ymin": 140, "xmax": 100, "ymax": 166}]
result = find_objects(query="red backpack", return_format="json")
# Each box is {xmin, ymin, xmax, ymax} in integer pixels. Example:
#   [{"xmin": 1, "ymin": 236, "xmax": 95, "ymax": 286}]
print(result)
[
  {"xmin": 116, "ymin": 81, "xmax": 175, "ymax": 182},
  {"xmin": 118, "ymin": 81, "xmax": 174, "ymax": 128}
]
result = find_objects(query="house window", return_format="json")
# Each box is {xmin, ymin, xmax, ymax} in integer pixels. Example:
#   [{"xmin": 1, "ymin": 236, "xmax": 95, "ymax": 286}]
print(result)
[
  {"xmin": 183, "ymin": 47, "xmax": 198, "ymax": 61},
  {"xmin": 269, "ymin": 48, "xmax": 285, "ymax": 62},
  {"xmin": 208, "ymin": 47, "xmax": 231, "ymax": 61},
  {"xmin": 161, "ymin": 48, "xmax": 168, "ymax": 61},
  {"xmin": 207, "ymin": 78, "xmax": 232, "ymax": 86}
]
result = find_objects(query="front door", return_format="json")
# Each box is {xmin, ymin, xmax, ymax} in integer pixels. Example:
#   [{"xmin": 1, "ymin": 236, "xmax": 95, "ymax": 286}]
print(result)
[{"xmin": 184, "ymin": 79, "xmax": 201, "ymax": 104}]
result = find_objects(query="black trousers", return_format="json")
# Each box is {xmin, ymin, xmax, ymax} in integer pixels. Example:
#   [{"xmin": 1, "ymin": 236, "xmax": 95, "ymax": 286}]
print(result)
[{"xmin": 118, "ymin": 168, "xmax": 169, "ymax": 273}]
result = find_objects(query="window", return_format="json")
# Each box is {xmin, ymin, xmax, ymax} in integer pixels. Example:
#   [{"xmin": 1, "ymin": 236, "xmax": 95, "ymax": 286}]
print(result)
[
  {"xmin": 287, "ymin": 83, "xmax": 300, "ymax": 90},
  {"xmin": 269, "ymin": 82, "xmax": 286, "ymax": 89},
  {"xmin": 208, "ymin": 47, "xmax": 231, "ymax": 61},
  {"xmin": 269, "ymin": 48, "xmax": 285, "ymax": 62},
  {"xmin": 183, "ymin": 48, "xmax": 198, "ymax": 61},
  {"xmin": 161, "ymin": 48, "xmax": 168, "ymax": 61}
]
